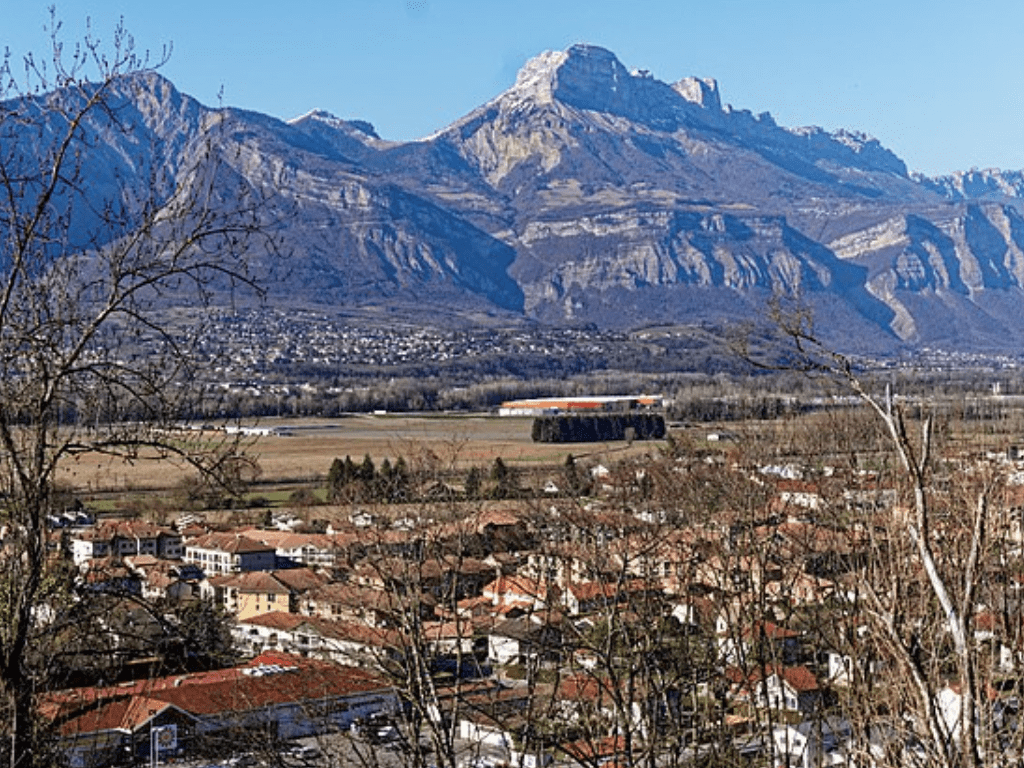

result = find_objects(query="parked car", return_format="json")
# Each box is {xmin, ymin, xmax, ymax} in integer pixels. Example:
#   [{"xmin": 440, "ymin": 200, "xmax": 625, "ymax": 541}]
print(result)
[
  {"xmin": 281, "ymin": 743, "xmax": 320, "ymax": 763},
  {"xmin": 350, "ymin": 715, "xmax": 401, "ymax": 745}
]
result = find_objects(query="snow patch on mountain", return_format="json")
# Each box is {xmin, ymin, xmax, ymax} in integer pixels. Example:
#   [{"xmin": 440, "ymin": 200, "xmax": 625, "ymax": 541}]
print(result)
[{"xmin": 289, "ymin": 109, "xmax": 381, "ymax": 140}]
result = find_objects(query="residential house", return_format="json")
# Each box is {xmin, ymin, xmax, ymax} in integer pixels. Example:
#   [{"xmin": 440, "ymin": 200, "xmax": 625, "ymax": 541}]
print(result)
[
  {"xmin": 752, "ymin": 665, "xmax": 824, "ymax": 714},
  {"xmin": 205, "ymin": 568, "xmax": 326, "ymax": 619},
  {"xmin": 418, "ymin": 555, "xmax": 494, "ymax": 601},
  {"xmin": 695, "ymin": 555, "xmax": 783, "ymax": 596},
  {"xmin": 353, "ymin": 554, "xmax": 494, "ymax": 602},
  {"xmin": 233, "ymin": 611, "xmax": 404, "ymax": 667},
  {"xmin": 482, "ymin": 575, "xmax": 554, "ymax": 613},
  {"xmin": 70, "ymin": 521, "xmax": 182, "ymax": 567},
  {"xmin": 244, "ymin": 528, "xmax": 355, "ymax": 570},
  {"xmin": 668, "ymin": 596, "xmax": 718, "ymax": 636},
  {"xmin": 549, "ymin": 673, "xmax": 643, "ymax": 737},
  {"xmin": 470, "ymin": 507, "xmax": 534, "ymax": 553},
  {"xmin": 563, "ymin": 736, "xmax": 628, "ymax": 767},
  {"xmin": 183, "ymin": 532, "xmax": 277, "ymax": 575},
  {"xmin": 420, "ymin": 618, "xmax": 491, "ymax": 672},
  {"xmin": 448, "ymin": 594, "xmax": 498, "ymax": 620},
  {"xmin": 123, "ymin": 556, "xmax": 203, "ymax": 601},
  {"xmin": 717, "ymin": 618, "xmax": 802, "ymax": 667},
  {"xmin": 935, "ymin": 681, "xmax": 1009, "ymax": 744},
  {"xmin": 79, "ymin": 558, "xmax": 141, "ymax": 595},
  {"xmin": 764, "ymin": 568, "xmax": 836, "ymax": 608},
  {"xmin": 771, "ymin": 717, "xmax": 854, "ymax": 768},
  {"xmin": 521, "ymin": 544, "xmax": 611, "ymax": 588},
  {"xmin": 606, "ymin": 528, "xmax": 711, "ymax": 594},
  {"xmin": 236, "ymin": 611, "xmax": 486, "ymax": 675},
  {"xmin": 758, "ymin": 518, "xmax": 867, "ymax": 577},
  {"xmin": 300, "ymin": 582, "xmax": 436, "ymax": 628},
  {"xmin": 560, "ymin": 579, "xmax": 652, "ymax": 617},
  {"xmin": 488, "ymin": 618, "xmax": 562, "ymax": 667}
]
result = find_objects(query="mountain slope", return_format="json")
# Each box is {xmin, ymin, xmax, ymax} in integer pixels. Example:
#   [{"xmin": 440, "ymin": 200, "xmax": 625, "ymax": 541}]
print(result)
[
  {"xmin": 397, "ymin": 44, "xmax": 1024, "ymax": 350},
  {"xmin": 9, "ymin": 47, "xmax": 1024, "ymax": 354}
]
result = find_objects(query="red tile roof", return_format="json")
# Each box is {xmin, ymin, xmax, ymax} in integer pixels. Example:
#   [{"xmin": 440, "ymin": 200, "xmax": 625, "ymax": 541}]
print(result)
[
  {"xmin": 46, "ymin": 652, "xmax": 393, "ymax": 739},
  {"xmin": 187, "ymin": 532, "xmax": 275, "ymax": 554},
  {"xmin": 240, "ymin": 612, "xmax": 406, "ymax": 649}
]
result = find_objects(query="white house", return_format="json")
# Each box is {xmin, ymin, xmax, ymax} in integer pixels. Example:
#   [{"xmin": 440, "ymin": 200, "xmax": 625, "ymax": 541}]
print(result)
[
  {"xmin": 482, "ymin": 575, "xmax": 553, "ymax": 612},
  {"xmin": 487, "ymin": 618, "xmax": 562, "ymax": 667},
  {"xmin": 70, "ymin": 521, "xmax": 182, "ymax": 567},
  {"xmin": 183, "ymin": 532, "xmax": 276, "ymax": 575},
  {"xmin": 753, "ymin": 666, "xmax": 823, "ymax": 714},
  {"xmin": 771, "ymin": 717, "xmax": 853, "ymax": 768},
  {"xmin": 250, "ymin": 529, "xmax": 353, "ymax": 569},
  {"xmin": 234, "ymin": 611, "xmax": 403, "ymax": 667}
]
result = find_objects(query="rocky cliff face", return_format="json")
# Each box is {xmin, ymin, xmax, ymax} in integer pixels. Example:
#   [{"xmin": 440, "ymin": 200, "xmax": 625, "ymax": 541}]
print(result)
[
  {"xmin": 392, "ymin": 44, "xmax": 1024, "ymax": 351},
  {"xmin": 918, "ymin": 169, "xmax": 1024, "ymax": 202},
  {"xmin": 13, "ymin": 46, "xmax": 1024, "ymax": 354}
]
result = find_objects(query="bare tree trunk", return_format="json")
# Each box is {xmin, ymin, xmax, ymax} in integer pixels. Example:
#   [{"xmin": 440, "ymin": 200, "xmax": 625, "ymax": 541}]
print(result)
[{"xmin": 0, "ymin": 11, "xmax": 270, "ymax": 767}]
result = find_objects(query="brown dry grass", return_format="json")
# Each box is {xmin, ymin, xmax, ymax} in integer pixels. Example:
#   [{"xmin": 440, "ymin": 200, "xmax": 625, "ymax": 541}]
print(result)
[{"xmin": 56, "ymin": 414, "xmax": 664, "ymax": 493}]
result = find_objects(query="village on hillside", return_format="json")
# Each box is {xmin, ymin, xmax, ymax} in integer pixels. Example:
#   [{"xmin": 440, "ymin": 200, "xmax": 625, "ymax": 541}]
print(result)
[{"xmin": 40, "ymin": 428, "xmax": 1024, "ymax": 768}]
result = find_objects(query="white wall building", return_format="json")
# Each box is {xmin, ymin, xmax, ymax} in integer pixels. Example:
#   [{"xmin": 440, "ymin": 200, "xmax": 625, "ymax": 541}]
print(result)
[{"xmin": 184, "ymin": 532, "xmax": 277, "ymax": 575}]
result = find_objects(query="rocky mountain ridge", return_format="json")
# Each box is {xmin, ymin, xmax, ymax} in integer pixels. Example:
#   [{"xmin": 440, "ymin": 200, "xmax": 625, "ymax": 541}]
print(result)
[{"xmin": 12, "ymin": 45, "xmax": 1024, "ymax": 356}]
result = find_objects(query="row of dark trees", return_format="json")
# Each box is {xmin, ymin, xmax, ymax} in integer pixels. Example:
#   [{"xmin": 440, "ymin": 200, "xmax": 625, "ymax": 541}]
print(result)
[
  {"xmin": 324, "ymin": 454, "xmax": 596, "ymax": 505},
  {"xmin": 531, "ymin": 413, "xmax": 667, "ymax": 443},
  {"xmin": 666, "ymin": 396, "xmax": 806, "ymax": 423},
  {"xmin": 326, "ymin": 455, "xmax": 530, "ymax": 503},
  {"xmin": 326, "ymin": 455, "xmax": 413, "ymax": 503}
]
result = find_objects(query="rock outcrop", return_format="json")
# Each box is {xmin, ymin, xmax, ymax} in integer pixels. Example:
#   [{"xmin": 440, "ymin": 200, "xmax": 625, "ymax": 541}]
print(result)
[{"xmin": 10, "ymin": 45, "xmax": 1024, "ymax": 354}]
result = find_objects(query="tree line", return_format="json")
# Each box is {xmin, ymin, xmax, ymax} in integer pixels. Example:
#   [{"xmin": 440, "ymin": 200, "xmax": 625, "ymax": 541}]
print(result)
[{"xmin": 531, "ymin": 413, "xmax": 667, "ymax": 443}]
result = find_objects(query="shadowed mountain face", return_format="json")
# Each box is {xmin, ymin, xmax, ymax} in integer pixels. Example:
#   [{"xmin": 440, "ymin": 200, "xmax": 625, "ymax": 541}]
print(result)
[{"xmin": 12, "ymin": 46, "xmax": 1024, "ymax": 354}]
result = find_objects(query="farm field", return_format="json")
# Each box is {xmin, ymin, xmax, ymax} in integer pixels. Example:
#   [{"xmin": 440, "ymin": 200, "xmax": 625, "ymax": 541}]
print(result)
[{"xmin": 56, "ymin": 413, "xmax": 668, "ymax": 494}]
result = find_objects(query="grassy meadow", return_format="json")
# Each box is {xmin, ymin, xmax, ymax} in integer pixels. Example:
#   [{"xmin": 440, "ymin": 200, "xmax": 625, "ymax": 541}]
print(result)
[{"xmin": 56, "ymin": 413, "xmax": 669, "ymax": 499}]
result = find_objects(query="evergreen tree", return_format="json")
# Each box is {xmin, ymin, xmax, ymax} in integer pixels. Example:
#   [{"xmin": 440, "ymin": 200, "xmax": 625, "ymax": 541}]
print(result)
[
  {"xmin": 464, "ymin": 466, "xmax": 482, "ymax": 499},
  {"xmin": 377, "ymin": 457, "xmax": 394, "ymax": 501},
  {"xmin": 563, "ymin": 453, "xmax": 588, "ymax": 497},
  {"xmin": 359, "ymin": 453, "xmax": 376, "ymax": 484},
  {"xmin": 343, "ymin": 455, "xmax": 358, "ymax": 484},
  {"xmin": 490, "ymin": 457, "xmax": 516, "ymax": 499},
  {"xmin": 392, "ymin": 456, "xmax": 410, "ymax": 501},
  {"xmin": 326, "ymin": 457, "xmax": 346, "ymax": 501}
]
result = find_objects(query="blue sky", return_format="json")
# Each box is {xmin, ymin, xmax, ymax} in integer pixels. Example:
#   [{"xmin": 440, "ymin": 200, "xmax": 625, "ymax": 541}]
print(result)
[{"xmin": 3, "ymin": 0, "xmax": 1023, "ymax": 176}]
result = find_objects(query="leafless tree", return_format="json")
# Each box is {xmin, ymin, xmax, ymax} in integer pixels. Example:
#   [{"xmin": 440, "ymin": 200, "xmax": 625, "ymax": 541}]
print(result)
[
  {"xmin": 735, "ymin": 295, "xmax": 1024, "ymax": 768},
  {"xmin": 0, "ymin": 12, "xmax": 272, "ymax": 767}
]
